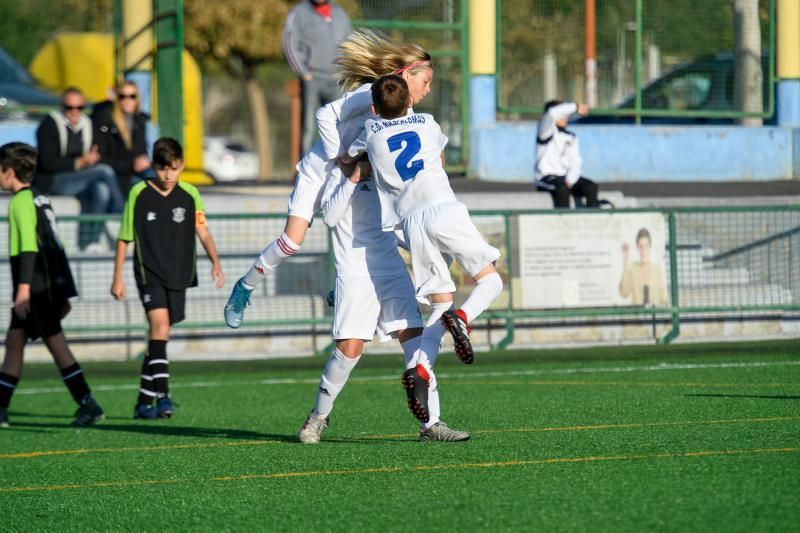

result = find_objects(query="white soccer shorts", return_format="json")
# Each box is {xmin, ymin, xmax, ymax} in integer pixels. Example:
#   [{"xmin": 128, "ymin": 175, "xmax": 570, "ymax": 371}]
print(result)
[
  {"xmin": 332, "ymin": 273, "xmax": 423, "ymax": 341},
  {"xmin": 286, "ymin": 146, "xmax": 335, "ymax": 222},
  {"xmin": 403, "ymin": 201, "xmax": 500, "ymax": 303}
]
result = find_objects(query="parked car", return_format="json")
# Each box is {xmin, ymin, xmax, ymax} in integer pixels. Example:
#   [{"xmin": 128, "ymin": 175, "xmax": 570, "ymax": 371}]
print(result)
[
  {"xmin": 0, "ymin": 46, "xmax": 60, "ymax": 119},
  {"xmin": 575, "ymin": 52, "xmax": 772, "ymax": 125},
  {"xmin": 203, "ymin": 136, "xmax": 259, "ymax": 182}
]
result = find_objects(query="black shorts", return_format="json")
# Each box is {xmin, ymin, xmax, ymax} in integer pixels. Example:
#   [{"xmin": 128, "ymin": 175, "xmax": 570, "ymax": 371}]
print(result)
[
  {"xmin": 136, "ymin": 283, "xmax": 186, "ymax": 325},
  {"xmin": 8, "ymin": 299, "xmax": 65, "ymax": 341}
]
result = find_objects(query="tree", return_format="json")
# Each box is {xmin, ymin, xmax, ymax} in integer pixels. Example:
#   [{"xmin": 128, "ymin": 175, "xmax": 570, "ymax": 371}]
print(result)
[
  {"xmin": 731, "ymin": 0, "xmax": 763, "ymax": 126},
  {"xmin": 185, "ymin": 1, "xmax": 291, "ymax": 178}
]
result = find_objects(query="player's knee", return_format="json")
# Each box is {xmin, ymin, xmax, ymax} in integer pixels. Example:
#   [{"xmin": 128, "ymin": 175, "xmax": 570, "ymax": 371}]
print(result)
[{"xmin": 336, "ymin": 339, "xmax": 363, "ymax": 358}]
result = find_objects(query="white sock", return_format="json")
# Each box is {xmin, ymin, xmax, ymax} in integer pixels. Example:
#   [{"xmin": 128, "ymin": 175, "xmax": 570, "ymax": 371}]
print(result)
[
  {"xmin": 313, "ymin": 348, "xmax": 360, "ymax": 417},
  {"xmin": 423, "ymin": 370, "xmax": 441, "ymax": 429},
  {"xmin": 460, "ymin": 272, "xmax": 503, "ymax": 323},
  {"xmin": 414, "ymin": 302, "xmax": 452, "ymax": 370},
  {"xmin": 243, "ymin": 233, "xmax": 301, "ymax": 287},
  {"xmin": 401, "ymin": 335, "xmax": 422, "ymax": 370}
]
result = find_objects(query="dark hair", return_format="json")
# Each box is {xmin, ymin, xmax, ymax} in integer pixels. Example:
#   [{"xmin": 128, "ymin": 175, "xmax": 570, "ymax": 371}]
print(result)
[
  {"xmin": 371, "ymin": 75, "xmax": 409, "ymax": 119},
  {"xmin": 152, "ymin": 137, "xmax": 183, "ymax": 167},
  {"xmin": 544, "ymin": 100, "xmax": 563, "ymax": 113},
  {"xmin": 636, "ymin": 228, "xmax": 652, "ymax": 245},
  {"xmin": 0, "ymin": 142, "xmax": 37, "ymax": 183}
]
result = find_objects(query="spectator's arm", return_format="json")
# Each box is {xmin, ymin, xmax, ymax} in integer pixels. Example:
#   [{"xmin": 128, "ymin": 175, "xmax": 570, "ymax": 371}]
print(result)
[
  {"xmin": 36, "ymin": 118, "xmax": 79, "ymax": 173},
  {"xmin": 537, "ymin": 102, "xmax": 578, "ymax": 143},
  {"xmin": 565, "ymin": 136, "xmax": 583, "ymax": 188},
  {"xmin": 281, "ymin": 10, "xmax": 307, "ymax": 77}
]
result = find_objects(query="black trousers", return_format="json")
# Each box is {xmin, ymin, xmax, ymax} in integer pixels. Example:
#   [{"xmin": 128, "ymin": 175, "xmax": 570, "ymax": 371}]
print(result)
[{"xmin": 537, "ymin": 175, "xmax": 599, "ymax": 209}]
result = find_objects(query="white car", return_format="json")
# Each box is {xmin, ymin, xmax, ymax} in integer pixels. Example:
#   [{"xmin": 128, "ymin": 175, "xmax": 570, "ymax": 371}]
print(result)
[{"xmin": 203, "ymin": 136, "xmax": 259, "ymax": 182}]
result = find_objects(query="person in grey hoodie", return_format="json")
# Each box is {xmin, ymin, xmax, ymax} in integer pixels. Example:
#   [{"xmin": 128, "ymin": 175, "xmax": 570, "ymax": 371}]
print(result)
[
  {"xmin": 34, "ymin": 87, "xmax": 125, "ymax": 251},
  {"xmin": 282, "ymin": 0, "xmax": 352, "ymax": 155}
]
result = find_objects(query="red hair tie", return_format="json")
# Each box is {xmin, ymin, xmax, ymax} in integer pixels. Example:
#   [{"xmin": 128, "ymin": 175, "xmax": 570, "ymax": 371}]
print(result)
[{"xmin": 393, "ymin": 60, "xmax": 431, "ymax": 75}]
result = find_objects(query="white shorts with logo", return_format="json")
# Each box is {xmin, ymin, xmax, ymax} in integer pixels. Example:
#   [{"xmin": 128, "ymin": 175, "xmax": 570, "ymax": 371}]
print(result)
[
  {"xmin": 403, "ymin": 201, "xmax": 500, "ymax": 303},
  {"xmin": 332, "ymin": 273, "xmax": 423, "ymax": 342},
  {"xmin": 286, "ymin": 144, "xmax": 337, "ymax": 222}
]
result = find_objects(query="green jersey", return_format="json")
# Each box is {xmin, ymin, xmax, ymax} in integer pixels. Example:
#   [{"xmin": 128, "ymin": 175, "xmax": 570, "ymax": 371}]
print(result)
[{"xmin": 8, "ymin": 187, "xmax": 77, "ymax": 302}]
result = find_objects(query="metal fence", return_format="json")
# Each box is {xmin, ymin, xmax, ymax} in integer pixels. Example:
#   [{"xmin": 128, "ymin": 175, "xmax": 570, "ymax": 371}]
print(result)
[
  {"xmin": 0, "ymin": 205, "xmax": 797, "ymax": 359},
  {"xmin": 497, "ymin": 0, "xmax": 775, "ymax": 121}
]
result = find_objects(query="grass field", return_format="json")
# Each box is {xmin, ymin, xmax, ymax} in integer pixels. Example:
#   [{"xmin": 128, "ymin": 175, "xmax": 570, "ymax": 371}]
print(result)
[{"xmin": 1, "ymin": 339, "xmax": 799, "ymax": 531}]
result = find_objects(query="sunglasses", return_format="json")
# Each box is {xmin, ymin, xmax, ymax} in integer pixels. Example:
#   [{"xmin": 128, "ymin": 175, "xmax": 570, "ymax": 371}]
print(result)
[
  {"xmin": 63, "ymin": 105, "xmax": 85, "ymax": 111},
  {"xmin": 118, "ymin": 93, "xmax": 138, "ymax": 100}
]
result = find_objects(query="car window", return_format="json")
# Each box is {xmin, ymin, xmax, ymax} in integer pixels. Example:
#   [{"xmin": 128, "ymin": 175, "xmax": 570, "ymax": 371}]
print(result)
[{"xmin": 662, "ymin": 74, "xmax": 712, "ymax": 110}]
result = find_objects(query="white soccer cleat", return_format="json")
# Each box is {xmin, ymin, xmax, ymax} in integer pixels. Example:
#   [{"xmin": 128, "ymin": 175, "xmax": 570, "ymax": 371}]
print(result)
[{"xmin": 298, "ymin": 411, "xmax": 329, "ymax": 444}]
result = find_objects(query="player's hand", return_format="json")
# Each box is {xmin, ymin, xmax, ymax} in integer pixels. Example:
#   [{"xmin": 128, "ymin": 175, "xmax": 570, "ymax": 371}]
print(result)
[
  {"xmin": 577, "ymin": 103, "xmax": 589, "ymax": 116},
  {"xmin": 339, "ymin": 153, "xmax": 357, "ymax": 166},
  {"xmin": 211, "ymin": 264, "xmax": 225, "ymax": 289},
  {"xmin": 133, "ymin": 155, "xmax": 151, "ymax": 173},
  {"xmin": 111, "ymin": 278, "xmax": 126, "ymax": 300},
  {"xmin": 14, "ymin": 285, "xmax": 31, "ymax": 319}
]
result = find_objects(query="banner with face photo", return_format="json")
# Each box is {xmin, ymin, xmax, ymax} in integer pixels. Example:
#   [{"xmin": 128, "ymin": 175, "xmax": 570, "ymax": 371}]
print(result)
[{"xmin": 517, "ymin": 212, "xmax": 669, "ymax": 309}]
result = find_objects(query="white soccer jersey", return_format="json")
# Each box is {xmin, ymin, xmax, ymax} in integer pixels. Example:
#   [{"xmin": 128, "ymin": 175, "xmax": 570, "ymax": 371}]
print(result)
[
  {"xmin": 316, "ymin": 83, "xmax": 375, "ymax": 160},
  {"xmin": 320, "ymin": 170, "xmax": 409, "ymax": 278},
  {"xmin": 534, "ymin": 102, "xmax": 583, "ymax": 187},
  {"xmin": 348, "ymin": 113, "xmax": 456, "ymax": 228}
]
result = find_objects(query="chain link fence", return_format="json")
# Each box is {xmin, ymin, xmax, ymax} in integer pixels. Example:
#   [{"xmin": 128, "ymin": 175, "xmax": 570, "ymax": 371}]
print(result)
[
  {"xmin": 0, "ymin": 206, "xmax": 797, "ymax": 359},
  {"xmin": 497, "ymin": 0, "xmax": 774, "ymax": 120}
]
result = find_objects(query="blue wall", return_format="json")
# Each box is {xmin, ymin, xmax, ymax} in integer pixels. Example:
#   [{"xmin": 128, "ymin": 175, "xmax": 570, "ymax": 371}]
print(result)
[{"xmin": 472, "ymin": 77, "xmax": 799, "ymax": 182}]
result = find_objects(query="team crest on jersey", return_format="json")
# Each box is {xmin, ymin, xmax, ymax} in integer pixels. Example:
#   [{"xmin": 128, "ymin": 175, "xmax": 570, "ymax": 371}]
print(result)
[{"xmin": 172, "ymin": 207, "xmax": 186, "ymax": 223}]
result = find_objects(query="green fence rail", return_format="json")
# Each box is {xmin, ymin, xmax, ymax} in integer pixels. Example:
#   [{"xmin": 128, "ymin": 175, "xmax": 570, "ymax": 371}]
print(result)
[
  {"xmin": 1, "ymin": 204, "xmax": 798, "ymax": 359},
  {"xmin": 497, "ymin": 0, "xmax": 775, "ymax": 121}
]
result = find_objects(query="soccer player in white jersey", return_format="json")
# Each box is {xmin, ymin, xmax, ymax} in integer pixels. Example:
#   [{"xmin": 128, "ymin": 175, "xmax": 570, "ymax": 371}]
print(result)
[
  {"xmin": 224, "ymin": 30, "xmax": 434, "ymax": 328},
  {"xmin": 298, "ymin": 158, "xmax": 470, "ymax": 443},
  {"xmin": 344, "ymin": 75, "xmax": 504, "ymax": 386}
]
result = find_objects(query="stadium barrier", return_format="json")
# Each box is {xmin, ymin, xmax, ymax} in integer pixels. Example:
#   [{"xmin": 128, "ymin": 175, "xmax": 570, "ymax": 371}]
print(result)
[{"xmin": 0, "ymin": 205, "xmax": 798, "ymax": 360}]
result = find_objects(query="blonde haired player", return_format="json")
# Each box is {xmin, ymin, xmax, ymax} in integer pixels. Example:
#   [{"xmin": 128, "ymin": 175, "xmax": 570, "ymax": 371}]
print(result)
[
  {"xmin": 343, "ymin": 75, "xmax": 503, "ymax": 411},
  {"xmin": 224, "ymin": 30, "xmax": 434, "ymax": 327}
]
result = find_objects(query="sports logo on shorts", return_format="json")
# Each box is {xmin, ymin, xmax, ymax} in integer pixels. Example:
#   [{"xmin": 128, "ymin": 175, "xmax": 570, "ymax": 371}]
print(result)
[
  {"xmin": 147, "ymin": 212, "xmax": 157, "ymax": 221},
  {"xmin": 172, "ymin": 207, "xmax": 186, "ymax": 223},
  {"xmin": 143, "ymin": 293, "xmax": 151, "ymax": 303}
]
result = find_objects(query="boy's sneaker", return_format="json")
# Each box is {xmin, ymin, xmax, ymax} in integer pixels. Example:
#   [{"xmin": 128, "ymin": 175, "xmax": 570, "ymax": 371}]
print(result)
[
  {"xmin": 224, "ymin": 278, "xmax": 253, "ymax": 329},
  {"xmin": 0, "ymin": 407, "xmax": 9, "ymax": 428},
  {"xmin": 156, "ymin": 397, "xmax": 174, "ymax": 419},
  {"xmin": 401, "ymin": 366, "xmax": 430, "ymax": 423},
  {"xmin": 419, "ymin": 421, "xmax": 471, "ymax": 442},
  {"xmin": 441, "ymin": 309, "xmax": 474, "ymax": 364},
  {"xmin": 133, "ymin": 403, "xmax": 158, "ymax": 420},
  {"xmin": 73, "ymin": 398, "xmax": 105, "ymax": 427},
  {"xmin": 298, "ymin": 411, "xmax": 329, "ymax": 444}
]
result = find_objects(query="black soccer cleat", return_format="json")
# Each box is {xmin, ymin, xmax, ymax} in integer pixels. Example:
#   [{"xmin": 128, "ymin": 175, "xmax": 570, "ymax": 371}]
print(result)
[
  {"xmin": 73, "ymin": 398, "xmax": 105, "ymax": 427},
  {"xmin": 441, "ymin": 309, "xmax": 474, "ymax": 365},
  {"xmin": 402, "ymin": 366, "xmax": 430, "ymax": 424}
]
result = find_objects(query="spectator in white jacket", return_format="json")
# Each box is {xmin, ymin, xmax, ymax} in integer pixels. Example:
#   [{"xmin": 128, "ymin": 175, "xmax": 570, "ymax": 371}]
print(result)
[{"xmin": 534, "ymin": 100, "xmax": 600, "ymax": 208}]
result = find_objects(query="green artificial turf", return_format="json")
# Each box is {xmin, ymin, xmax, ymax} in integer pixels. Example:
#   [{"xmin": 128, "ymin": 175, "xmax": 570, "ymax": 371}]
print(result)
[{"xmin": 1, "ymin": 339, "xmax": 798, "ymax": 531}]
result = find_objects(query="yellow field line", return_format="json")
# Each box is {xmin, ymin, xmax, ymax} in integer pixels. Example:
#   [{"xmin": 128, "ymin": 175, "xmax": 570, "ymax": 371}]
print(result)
[
  {"xmin": 1, "ymin": 446, "xmax": 797, "ymax": 493},
  {"xmin": 2, "ymin": 416, "xmax": 798, "ymax": 460}
]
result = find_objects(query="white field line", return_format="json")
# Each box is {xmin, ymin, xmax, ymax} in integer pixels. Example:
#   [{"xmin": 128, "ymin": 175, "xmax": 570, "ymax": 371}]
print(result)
[{"xmin": 15, "ymin": 359, "xmax": 800, "ymax": 396}]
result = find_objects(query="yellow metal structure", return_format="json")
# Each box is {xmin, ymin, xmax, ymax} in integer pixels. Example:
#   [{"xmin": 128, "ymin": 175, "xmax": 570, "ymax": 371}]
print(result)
[{"xmin": 29, "ymin": 33, "xmax": 210, "ymax": 185}]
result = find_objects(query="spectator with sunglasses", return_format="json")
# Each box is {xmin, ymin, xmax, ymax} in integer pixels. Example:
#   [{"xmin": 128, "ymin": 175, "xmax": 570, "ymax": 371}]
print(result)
[
  {"xmin": 92, "ymin": 80, "xmax": 153, "ymax": 194},
  {"xmin": 34, "ymin": 87, "xmax": 125, "ymax": 252}
]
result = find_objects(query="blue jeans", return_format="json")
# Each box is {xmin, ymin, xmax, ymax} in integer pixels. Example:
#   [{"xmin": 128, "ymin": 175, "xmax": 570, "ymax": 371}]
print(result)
[
  {"xmin": 50, "ymin": 164, "xmax": 125, "ymax": 249},
  {"xmin": 301, "ymin": 76, "xmax": 341, "ymax": 155}
]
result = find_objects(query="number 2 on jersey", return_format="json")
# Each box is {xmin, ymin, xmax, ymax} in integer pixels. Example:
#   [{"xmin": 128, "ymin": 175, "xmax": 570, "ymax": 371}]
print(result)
[{"xmin": 387, "ymin": 131, "xmax": 424, "ymax": 181}]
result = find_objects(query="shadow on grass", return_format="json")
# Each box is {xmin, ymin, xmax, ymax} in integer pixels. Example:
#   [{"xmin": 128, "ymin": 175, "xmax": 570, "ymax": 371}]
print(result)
[{"xmin": 685, "ymin": 393, "xmax": 800, "ymax": 400}]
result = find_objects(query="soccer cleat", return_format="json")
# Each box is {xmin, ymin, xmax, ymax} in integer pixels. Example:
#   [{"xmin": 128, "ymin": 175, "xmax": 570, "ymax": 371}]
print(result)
[
  {"xmin": 298, "ymin": 411, "xmax": 329, "ymax": 444},
  {"xmin": 156, "ymin": 397, "xmax": 175, "ymax": 419},
  {"xmin": 0, "ymin": 407, "xmax": 9, "ymax": 428},
  {"xmin": 419, "ymin": 421, "xmax": 471, "ymax": 442},
  {"xmin": 73, "ymin": 398, "xmax": 105, "ymax": 427},
  {"xmin": 133, "ymin": 403, "xmax": 158, "ymax": 420},
  {"xmin": 441, "ymin": 309, "xmax": 474, "ymax": 364},
  {"xmin": 224, "ymin": 277, "xmax": 253, "ymax": 329},
  {"xmin": 401, "ymin": 365, "xmax": 430, "ymax": 423}
]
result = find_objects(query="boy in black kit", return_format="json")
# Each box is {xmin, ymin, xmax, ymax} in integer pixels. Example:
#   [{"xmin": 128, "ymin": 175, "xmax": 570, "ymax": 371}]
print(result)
[
  {"xmin": 111, "ymin": 138, "xmax": 225, "ymax": 419},
  {"xmin": 0, "ymin": 142, "xmax": 104, "ymax": 427}
]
